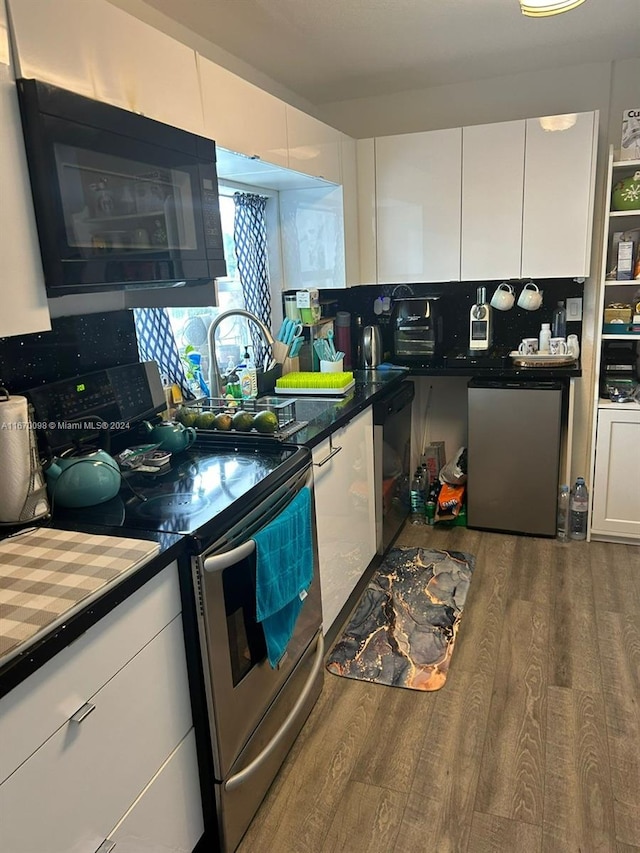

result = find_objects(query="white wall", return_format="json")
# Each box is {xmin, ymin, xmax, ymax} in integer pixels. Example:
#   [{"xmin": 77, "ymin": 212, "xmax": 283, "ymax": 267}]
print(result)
[
  {"xmin": 107, "ymin": 0, "xmax": 318, "ymax": 117},
  {"xmin": 321, "ymin": 58, "xmax": 640, "ymax": 485}
]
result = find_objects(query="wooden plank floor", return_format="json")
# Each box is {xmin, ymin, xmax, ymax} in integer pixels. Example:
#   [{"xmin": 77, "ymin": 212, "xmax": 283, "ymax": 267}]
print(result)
[{"xmin": 238, "ymin": 525, "xmax": 640, "ymax": 853}]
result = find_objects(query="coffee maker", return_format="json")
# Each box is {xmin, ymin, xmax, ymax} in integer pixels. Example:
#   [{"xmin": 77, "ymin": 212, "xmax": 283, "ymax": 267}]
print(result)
[{"xmin": 391, "ymin": 297, "xmax": 443, "ymax": 363}]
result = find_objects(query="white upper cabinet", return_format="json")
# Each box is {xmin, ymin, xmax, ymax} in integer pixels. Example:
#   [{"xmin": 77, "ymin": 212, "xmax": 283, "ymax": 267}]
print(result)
[
  {"xmin": 198, "ymin": 56, "xmax": 288, "ymax": 168},
  {"xmin": 356, "ymin": 138, "xmax": 377, "ymax": 285},
  {"xmin": 376, "ymin": 128, "xmax": 462, "ymax": 283},
  {"xmin": 461, "ymin": 120, "xmax": 525, "ymax": 281},
  {"xmin": 286, "ymin": 105, "xmax": 342, "ymax": 183},
  {"xmin": 340, "ymin": 133, "xmax": 360, "ymax": 286},
  {"xmin": 0, "ymin": 0, "xmax": 50, "ymax": 338},
  {"xmin": 8, "ymin": 0, "xmax": 204, "ymax": 135},
  {"xmin": 521, "ymin": 112, "xmax": 597, "ymax": 279}
]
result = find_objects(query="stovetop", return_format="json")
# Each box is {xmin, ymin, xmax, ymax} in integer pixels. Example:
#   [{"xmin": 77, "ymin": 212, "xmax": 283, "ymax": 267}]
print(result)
[{"xmin": 53, "ymin": 436, "xmax": 309, "ymax": 549}]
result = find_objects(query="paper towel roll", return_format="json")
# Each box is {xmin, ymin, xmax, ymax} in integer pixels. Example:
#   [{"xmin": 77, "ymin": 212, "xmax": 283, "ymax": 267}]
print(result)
[{"xmin": 0, "ymin": 390, "xmax": 48, "ymax": 524}]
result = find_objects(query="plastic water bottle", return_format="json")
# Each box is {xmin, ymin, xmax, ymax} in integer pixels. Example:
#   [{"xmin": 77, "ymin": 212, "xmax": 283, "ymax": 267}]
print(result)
[
  {"xmin": 570, "ymin": 477, "xmax": 589, "ymax": 540},
  {"xmin": 539, "ymin": 322, "xmax": 552, "ymax": 354},
  {"xmin": 410, "ymin": 469, "xmax": 426, "ymax": 524},
  {"xmin": 552, "ymin": 301, "xmax": 567, "ymax": 338},
  {"xmin": 557, "ymin": 484, "xmax": 570, "ymax": 541}
]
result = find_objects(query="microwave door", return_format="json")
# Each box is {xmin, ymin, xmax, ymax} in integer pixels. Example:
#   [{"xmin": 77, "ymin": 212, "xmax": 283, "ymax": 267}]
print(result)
[{"xmin": 18, "ymin": 83, "xmax": 226, "ymax": 293}]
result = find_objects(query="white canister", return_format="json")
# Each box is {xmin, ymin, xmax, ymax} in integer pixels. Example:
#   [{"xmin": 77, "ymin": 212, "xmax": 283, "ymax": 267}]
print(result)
[{"xmin": 0, "ymin": 389, "xmax": 49, "ymax": 525}]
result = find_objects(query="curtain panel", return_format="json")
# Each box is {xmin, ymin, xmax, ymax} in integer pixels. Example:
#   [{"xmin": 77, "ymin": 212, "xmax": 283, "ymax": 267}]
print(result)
[{"xmin": 233, "ymin": 192, "xmax": 271, "ymax": 366}]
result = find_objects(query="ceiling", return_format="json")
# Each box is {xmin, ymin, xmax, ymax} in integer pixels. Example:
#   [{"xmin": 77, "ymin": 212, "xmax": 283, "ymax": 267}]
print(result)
[{"xmin": 138, "ymin": 0, "xmax": 639, "ymax": 105}]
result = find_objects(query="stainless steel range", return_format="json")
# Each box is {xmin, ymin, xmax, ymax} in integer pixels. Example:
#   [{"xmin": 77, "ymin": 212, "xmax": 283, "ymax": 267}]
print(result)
[{"xmin": 26, "ymin": 362, "xmax": 324, "ymax": 852}]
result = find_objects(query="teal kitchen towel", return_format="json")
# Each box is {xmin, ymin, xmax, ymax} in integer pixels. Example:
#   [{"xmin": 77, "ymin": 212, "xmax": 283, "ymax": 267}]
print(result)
[{"xmin": 254, "ymin": 487, "xmax": 313, "ymax": 667}]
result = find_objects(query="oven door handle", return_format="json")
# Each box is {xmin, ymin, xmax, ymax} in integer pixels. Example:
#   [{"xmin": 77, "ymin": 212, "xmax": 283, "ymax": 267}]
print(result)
[
  {"xmin": 224, "ymin": 632, "xmax": 325, "ymax": 793},
  {"xmin": 203, "ymin": 539, "xmax": 255, "ymax": 573}
]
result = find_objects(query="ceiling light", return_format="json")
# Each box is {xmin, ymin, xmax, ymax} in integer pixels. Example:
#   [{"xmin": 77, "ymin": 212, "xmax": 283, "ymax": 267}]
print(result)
[
  {"xmin": 520, "ymin": 0, "xmax": 586, "ymax": 16},
  {"xmin": 539, "ymin": 114, "xmax": 578, "ymax": 131}
]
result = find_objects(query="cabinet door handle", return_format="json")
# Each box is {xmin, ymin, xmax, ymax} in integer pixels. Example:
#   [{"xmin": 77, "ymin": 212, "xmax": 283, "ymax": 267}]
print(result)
[
  {"xmin": 95, "ymin": 841, "xmax": 116, "ymax": 853},
  {"xmin": 314, "ymin": 435, "xmax": 342, "ymax": 467},
  {"xmin": 70, "ymin": 701, "xmax": 96, "ymax": 724}
]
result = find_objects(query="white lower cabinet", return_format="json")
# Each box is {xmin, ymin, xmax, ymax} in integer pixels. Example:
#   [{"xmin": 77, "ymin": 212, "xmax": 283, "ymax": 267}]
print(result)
[
  {"xmin": 591, "ymin": 407, "xmax": 640, "ymax": 541},
  {"xmin": 312, "ymin": 408, "xmax": 376, "ymax": 634},
  {"xmin": 107, "ymin": 729, "xmax": 203, "ymax": 853},
  {"xmin": 0, "ymin": 562, "xmax": 203, "ymax": 853}
]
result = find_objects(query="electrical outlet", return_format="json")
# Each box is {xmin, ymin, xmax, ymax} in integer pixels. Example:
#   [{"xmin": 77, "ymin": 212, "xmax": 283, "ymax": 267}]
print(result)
[{"xmin": 566, "ymin": 297, "xmax": 582, "ymax": 322}]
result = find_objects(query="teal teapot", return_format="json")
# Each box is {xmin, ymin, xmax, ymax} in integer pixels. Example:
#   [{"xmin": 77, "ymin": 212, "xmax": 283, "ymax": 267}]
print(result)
[
  {"xmin": 44, "ymin": 448, "xmax": 121, "ymax": 508},
  {"xmin": 142, "ymin": 419, "xmax": 196, "ymax": 453}
]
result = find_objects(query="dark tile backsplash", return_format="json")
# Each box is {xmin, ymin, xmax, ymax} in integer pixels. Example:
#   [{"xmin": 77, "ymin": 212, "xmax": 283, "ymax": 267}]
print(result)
[
  {"xmin": 0, "ymin": 311, "xmax": 139, "ymax": 395},
  {"xmin": 319, "ymin": 278, "xmax": 585, "ymax": 362},
  {"xmin": 0, "ymin": 278, "xmax": 585, "ymax": 396}
]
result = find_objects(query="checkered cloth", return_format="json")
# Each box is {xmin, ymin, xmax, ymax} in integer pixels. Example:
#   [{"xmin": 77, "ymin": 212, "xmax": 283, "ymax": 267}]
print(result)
[{"xmin": 0, "ymin": 528, "xmax": 160, "ymax": 664}]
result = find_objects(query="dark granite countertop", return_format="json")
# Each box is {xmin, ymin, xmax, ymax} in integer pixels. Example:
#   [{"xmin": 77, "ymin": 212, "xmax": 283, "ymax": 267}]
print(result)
[
  {"xmin": 286, "ymin": 362, "xmax": 579, "ymax": 449},
  {"xmin": 0, "ymin": 528, "xmax": 186, "ymax": 698},
  {"xmin": 288, "ymin": 368, "xmax": 409, "ymax": 448},
  {"xmin": 406, "ymin": 364, "xmax": 581, "ymax": 379}
]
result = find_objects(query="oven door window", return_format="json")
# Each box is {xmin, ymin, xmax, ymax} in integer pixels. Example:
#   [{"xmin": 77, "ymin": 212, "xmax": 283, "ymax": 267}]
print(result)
[{"xmin": 223, "ymin": 551, "xmax": 267, "ymax": 686}]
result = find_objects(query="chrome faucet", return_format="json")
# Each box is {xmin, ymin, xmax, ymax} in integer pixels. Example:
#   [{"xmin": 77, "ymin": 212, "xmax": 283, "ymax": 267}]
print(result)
[{"xmin": 206, "ymin": 309, "xmax": 275, "ymax": 399}]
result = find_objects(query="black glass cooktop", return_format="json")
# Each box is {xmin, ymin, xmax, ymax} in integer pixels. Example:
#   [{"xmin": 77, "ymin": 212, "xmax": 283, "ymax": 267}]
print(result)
[{"xmin": 53, "ymin": 438, "xmax": 307, "ymax": 547}]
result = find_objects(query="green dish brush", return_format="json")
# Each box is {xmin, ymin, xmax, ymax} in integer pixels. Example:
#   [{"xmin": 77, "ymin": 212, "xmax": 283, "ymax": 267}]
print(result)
[{"xmin": 275, "ymin": 371, "xmax": 354, "ymax": 389}]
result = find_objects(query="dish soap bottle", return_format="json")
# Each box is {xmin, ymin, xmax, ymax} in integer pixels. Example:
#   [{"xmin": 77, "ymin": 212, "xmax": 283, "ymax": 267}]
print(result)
[
  {"xmin": 539, "ymin": 322, "xmax": 551, "ymax": 354},
  {"xmin": 244, "ymin": 347, "xmax": 258, "ymax": 398}
]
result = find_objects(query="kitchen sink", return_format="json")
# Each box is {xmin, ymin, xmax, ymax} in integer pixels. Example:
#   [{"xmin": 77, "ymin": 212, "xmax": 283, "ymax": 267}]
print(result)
[
  {"xmin": 284, "ymin": 397, "xmax": 345, "ymax": 423},
  {"xmin": 255, "ymin": 395, "xmax": 344, "ymax": 424}
]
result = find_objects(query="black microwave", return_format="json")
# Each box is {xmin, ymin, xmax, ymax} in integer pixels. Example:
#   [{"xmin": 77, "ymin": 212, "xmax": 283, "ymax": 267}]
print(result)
[{"xmin": 16, "ymin": 78, "xmax": 227, "ymax": 296}]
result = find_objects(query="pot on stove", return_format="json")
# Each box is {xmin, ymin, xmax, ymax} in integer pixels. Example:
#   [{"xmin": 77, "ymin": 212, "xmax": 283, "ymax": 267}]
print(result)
[
  {"xmin": 142, "ymin": 419, "xmax": 196, "ymax": 453},
  {"xmin": 44, "ymin": 448, "xmax": 121, "ymax": 508}
]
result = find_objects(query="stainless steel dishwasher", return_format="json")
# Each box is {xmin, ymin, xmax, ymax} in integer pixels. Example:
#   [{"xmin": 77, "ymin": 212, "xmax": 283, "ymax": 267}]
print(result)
[
  {"xmin": 467, "ymin": 379, "xmax": 564, "ymax": 537},
  {"xmin": 373, "ymin": 380, "xmax": 415, "ymax": 553}
]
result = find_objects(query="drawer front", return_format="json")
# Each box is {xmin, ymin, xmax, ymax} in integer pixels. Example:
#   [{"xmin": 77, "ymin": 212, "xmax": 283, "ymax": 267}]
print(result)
[
  {"xmin": 0, "ymin": 561, "xmax": 181, "ymax": 784},
  {"xmin": 108, "ymin": 729, "xmax": 204, "ymax": 853},
  {"xmin": 0, "ymin": 615, "xmax": 192, "ymax": 853}
]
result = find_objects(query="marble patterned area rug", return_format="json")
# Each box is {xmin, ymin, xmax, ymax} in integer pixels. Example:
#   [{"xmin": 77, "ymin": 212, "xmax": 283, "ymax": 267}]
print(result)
[{"xmin": 326, "ymin": 547, "xmax": 475, "ymax": 692}]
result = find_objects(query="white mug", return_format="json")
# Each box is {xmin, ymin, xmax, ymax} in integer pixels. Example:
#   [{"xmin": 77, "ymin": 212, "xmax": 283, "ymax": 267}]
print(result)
[
  {"xmin": 490, "ymin": 282, "xmax": 515, "ymax": 311},
  {"xmin": 567, "ymin": 334, "xmax": 580, "ymax": 358},
  {"xmin": 550, "ymin": 337, "xmax": 568, "ymax": 355},
  {"xmin": 518, "ymin": 338, "xmax": 539, "ymax": 355},
  {"xmin": 517, "ymin": 282, "xmax": 543, "ymax": 311}
]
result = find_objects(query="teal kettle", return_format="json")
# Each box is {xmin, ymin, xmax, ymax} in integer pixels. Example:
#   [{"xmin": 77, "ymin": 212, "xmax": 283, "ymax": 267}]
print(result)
[
  {"xmin": 45, "ymin": 448, "xmax": 121, "ymax": 508},
  {"xmin": 142, "ymin": 420, "xmax": 196, "ymax": 453}
]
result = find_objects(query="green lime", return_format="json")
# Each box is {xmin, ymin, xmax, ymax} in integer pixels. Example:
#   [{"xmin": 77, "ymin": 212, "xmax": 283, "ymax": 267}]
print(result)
[
  {"xmin": 231, "ymin": 411, "xmax": 255, "ymax": 432},
  {"xmin": 214, "ymin": 412, "xmax": 233, "ymax": 431},
  {"xmin": 194, "ymin": 412, "xmax": 217, "ymax": 430},
  {"xmin": 175, "ymin": 407, "xmax": 198, "ymax": 427},
  {"xmin": 253, "ymin": 410, "xmax": 279, "ymax": 434}
]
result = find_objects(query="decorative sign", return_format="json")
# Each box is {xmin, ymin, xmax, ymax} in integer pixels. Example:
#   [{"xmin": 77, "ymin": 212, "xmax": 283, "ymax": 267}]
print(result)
[{"xmin": 621, "ymin": 109, "xmax": 640, "ymax": 161}]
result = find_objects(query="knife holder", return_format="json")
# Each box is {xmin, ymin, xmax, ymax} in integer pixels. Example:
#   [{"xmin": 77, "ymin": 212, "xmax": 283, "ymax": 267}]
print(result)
[{"xmin": 272, "ymin": 340, "xmax": 300, "ymax": 375}]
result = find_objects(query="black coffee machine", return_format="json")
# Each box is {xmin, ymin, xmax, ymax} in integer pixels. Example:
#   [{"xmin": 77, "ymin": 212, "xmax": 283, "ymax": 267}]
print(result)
[{"xmin": 391, "ymin": 297, "xmax": 443, "ymax": 363}]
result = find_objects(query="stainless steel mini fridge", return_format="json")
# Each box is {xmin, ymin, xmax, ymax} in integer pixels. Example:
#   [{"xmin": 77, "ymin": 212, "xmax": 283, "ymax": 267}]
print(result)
[{"xmin": 467, "ymin": 379, "xmax": 564, "ymax": 537}]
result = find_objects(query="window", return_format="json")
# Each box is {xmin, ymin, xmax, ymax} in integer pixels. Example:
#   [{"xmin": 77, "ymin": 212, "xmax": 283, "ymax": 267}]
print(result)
[{"xmin": 166, "ymin": 183, "xmax": 277, "ymax": 389}]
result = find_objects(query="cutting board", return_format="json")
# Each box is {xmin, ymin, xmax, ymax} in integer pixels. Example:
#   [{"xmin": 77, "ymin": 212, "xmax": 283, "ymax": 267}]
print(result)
[{"xmin": 0, "ymin": 528, "xmax": 159, "ymax": 664}]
